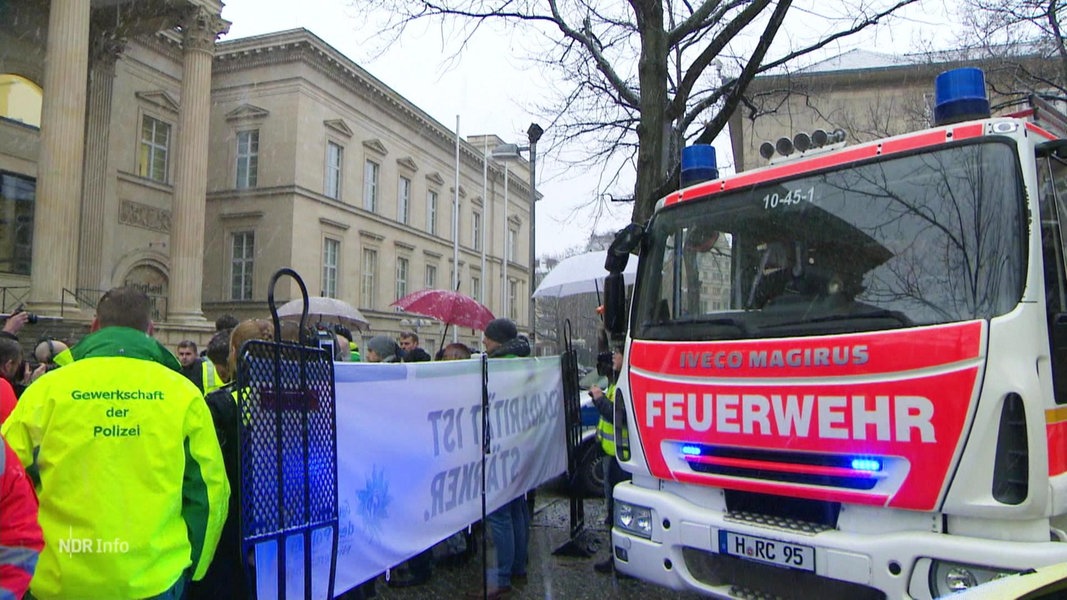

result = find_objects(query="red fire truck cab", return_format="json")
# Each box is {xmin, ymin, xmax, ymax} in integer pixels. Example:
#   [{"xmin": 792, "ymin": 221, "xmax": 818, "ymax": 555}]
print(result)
[{"xmin": 601, "ymin": 69, "xmax": 1067, "ymax": 599}]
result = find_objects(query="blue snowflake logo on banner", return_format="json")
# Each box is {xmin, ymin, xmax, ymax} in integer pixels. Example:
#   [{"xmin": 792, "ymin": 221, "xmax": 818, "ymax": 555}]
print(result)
[{"xmin": 357, "ymin": 465, "xmax": 391, "ymax": 539}]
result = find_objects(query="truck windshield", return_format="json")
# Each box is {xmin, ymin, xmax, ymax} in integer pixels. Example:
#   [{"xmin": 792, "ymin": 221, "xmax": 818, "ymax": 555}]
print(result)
[{"xmin": 634, "ymin": 140, "xmax": 1027, "ymax": 340}]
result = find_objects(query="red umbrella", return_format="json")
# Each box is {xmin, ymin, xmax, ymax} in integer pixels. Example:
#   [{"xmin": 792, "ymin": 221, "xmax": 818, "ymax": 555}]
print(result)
[{"xmin": 391, "ymin": 289, "xmax": 495, "ymax": 330}]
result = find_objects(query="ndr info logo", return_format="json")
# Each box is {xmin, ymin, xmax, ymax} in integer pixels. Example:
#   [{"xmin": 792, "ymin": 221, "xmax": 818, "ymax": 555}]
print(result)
[{"xmin": 59, "ymin": 527, "xmax": 130, "ymax": 556}]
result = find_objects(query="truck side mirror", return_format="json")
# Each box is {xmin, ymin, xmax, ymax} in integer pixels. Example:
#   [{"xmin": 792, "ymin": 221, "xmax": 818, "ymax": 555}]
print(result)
[
  {"xmin": 606, "ymin": 223, "xmax": 644, "ymax": 272},
  {"xmin": 603, "ymin": 272, "xmax": 627, "ymax": 335}
]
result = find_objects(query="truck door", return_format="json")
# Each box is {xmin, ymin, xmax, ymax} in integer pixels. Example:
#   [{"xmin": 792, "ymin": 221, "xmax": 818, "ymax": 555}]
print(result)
[{"xmin": 1038, "ymin": 146, "xmax": 1067, "ymax": 404}]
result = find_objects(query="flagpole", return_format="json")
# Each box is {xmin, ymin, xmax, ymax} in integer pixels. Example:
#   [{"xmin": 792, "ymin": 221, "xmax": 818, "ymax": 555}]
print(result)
[
  {"xmin": 453, "ymin": 116, "xmax": 460, "ymax": 343},
  {"xmin": 501, "ymin": 164, "xmax": 509, "ymax": 319},
  {"xmin": 480, "ymin": 137, "xmax": 488, "ymax": 307}
]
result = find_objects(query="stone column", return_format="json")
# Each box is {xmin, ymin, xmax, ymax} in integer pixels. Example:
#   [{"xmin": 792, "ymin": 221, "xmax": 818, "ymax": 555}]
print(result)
[
  {"xmin": 78, "ymin": 37, "xmax": 124, "ymax": 292},
  {"xmin": 29, "ymin": 0, "xmax": 90, "ymax": 314},
  {"xmin": 169, "ymin": 8, "xmax": 228, "ymax": 323}
]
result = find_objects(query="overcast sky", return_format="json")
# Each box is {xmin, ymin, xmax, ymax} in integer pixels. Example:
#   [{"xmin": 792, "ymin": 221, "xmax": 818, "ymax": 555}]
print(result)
[{"xmin": 218, "ymin": 0, "xmax": 953, "ymax": 258}]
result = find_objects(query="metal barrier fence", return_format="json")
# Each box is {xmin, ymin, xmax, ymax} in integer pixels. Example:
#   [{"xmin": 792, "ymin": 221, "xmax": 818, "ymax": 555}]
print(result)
[
  {"xmin": 554, "ymin": 319, "xmax": 597, "ymax": 557},
  {"xmin": 237, "ymin": 268, "xmax": 338, "ymax": 600}
]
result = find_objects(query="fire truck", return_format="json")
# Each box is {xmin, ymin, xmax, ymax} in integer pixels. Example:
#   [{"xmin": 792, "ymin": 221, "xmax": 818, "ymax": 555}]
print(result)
[{"xmin": 600, "ymin": 68, "xmax": 1067, "ymax": 599}]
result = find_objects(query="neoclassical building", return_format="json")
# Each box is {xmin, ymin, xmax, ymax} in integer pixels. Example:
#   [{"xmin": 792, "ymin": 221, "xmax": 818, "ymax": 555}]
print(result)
[{"xmin": 0, "ymin": 1, "xmax": 533, "ymax": 350}]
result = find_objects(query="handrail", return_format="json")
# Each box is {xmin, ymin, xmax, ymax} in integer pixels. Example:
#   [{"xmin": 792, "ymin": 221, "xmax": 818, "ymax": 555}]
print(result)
[
  {"xmin": 61, "ymin": 288, "xmax": 99, "ymax": 318},
  {"xmin": 0, "ymin": 286, "xmax": 29, "ymax": 313}
]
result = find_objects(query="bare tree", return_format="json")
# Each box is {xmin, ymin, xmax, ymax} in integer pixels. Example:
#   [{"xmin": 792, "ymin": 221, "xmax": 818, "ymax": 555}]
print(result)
[
  {"xmin": 352, "ymin": 0, "xmax": 918, "ymax": 225},
  {"xmin": 957, "ymin": 0, "xmax": 1067, "ymax": 106}
]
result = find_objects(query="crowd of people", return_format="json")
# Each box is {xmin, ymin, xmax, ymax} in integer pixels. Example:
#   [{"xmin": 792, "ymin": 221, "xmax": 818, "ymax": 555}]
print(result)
[{"xmin": 0, "ymin": 287, "xmax": 562, "ymax": 600}]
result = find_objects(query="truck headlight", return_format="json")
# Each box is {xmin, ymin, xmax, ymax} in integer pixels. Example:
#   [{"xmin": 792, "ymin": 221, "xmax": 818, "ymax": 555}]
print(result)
[
  {"xmin": 930, "ymin": 559, "xmax": 1016, "ymax": 597},
  {"xmin": 616, "ymin": 501, "xmax": 653, "ymax": 539}
]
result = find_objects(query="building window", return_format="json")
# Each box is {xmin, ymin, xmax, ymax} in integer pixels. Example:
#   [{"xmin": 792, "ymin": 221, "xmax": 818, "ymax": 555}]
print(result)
[
  {"xmin": 235, "ymin": 130, "xmax": 259, "ymax": 189},
  {"xmin": 472, "ymin": 211, "xmax": 482, "ymax": 250},
  {"xmin": 325, "ymin": 142, "xmax": 343, "ymax": 200},
  {"xmin": 425, "ymin": 264, "xmax": 437, "ymax": 289},
  {"xmin": 231, "ymin": 231, "xmax": 255, "ymax": 300},
  {"xmin": 0, "ymin": 74, "xmax": 42, "ymax": 127},
  {"xmin": 508, "ymin": 279, "xmax": 519, "ymax": 321},
  {"xmin": 508, "ymin": 227, "xmax": 518, "ymax": 261},
  {"xmin": 0, "ymin": 172, "xmax": 34, "ymax": 275},
  {"xmin": 363, "ymin": 160, "xmax": 379, "ymax": 212},
  {"xmin": 361, "ymin": 248, "xmax": 378, "ymax": 307},
  {"xmin": 396, "ymin": 257, "xmax": 409, "ymax": 300},
  {"xmin": 398, "ymin": 176, "xmax": 411, "ymax": 224},
  {"xmin": 322, "ymin": 237, "xmax": 340, "ymax": 298},
  {"xmin": 472, "ymin": 275, "xmax": 481, "ymax": 301},
  {"xmin": 138, "ymin": 115, "xmax": 170, "ymax": 183},
  {"xmin": 427, "ymin": 190, "xmax": 438, "ymax": 235}
]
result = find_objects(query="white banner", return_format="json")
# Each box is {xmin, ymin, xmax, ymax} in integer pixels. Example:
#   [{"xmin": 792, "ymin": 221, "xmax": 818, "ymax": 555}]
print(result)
[{"xmin": 319, "ymin": 356, "xmax": 567, "ymax": 595}]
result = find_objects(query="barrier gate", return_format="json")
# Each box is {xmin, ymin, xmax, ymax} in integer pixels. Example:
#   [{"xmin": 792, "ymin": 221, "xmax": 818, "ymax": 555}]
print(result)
[
  {"xmin": 239, "ymin": 268, "xmax": 339, "ymax": 599},
  {"xmin": 553, "ymin": 319, "xmax": 597, "ymax": 557}
]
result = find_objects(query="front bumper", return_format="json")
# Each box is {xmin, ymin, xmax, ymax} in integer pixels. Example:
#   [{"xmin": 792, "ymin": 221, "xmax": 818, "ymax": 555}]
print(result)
[{"xmin": 610, "ymin": 482, "xmax": 1067, "ymax": 599}]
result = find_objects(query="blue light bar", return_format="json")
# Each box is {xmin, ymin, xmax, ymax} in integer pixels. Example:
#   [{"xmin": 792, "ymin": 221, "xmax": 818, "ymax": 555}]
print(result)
[
  {"xmin": 850, "ymin": 458, "xmax": 883, "ymax": 472},
  {"xmin": 934, "ymin": 67, "xmax": 990, "ymax": 126},
  {"xmin": 681, "ymin": 144, "xmax": 718, "ymax": 188},
  {"xmin": 681, "ymin": 444, "xmax": 703, "ymax": 456}
]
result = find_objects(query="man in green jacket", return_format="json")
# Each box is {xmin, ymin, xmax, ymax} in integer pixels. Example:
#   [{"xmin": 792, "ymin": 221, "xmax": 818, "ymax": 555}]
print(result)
[{"xmin": 1, "ymin": 287, "xmax": 230, "ymax": 599}]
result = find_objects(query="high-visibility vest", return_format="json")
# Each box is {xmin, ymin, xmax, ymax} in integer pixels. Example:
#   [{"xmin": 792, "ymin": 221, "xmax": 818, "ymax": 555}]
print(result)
[
  {"xmin": 595, "ymin": 383, "xmax": 617, "ymax": 456},
  {"xmin": 202, "ymin": 360, "xmax": 224, "ymax": 394}
]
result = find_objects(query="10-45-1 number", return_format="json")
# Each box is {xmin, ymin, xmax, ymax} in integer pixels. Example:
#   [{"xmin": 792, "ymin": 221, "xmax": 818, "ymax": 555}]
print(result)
[{"xmin": 763, "ymin": 187, "xmax": 815, "ymax": 209}]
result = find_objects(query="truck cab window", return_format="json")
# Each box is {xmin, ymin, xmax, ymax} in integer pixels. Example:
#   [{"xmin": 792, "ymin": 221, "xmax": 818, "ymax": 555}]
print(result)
[{"xmin": 634, "ymin": 141, "xmax": 1027, "ymax": 341}]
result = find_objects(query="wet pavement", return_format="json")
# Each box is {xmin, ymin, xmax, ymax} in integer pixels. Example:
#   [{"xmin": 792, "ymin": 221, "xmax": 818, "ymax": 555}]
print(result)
[{"xmin": 365, "ymin": 482, "xmax": 706, "ymax": 600}]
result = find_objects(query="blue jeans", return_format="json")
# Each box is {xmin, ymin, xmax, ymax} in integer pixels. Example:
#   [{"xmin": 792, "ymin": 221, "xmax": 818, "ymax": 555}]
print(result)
[{"xmin": 486, "ymin": 496, "xmax": 530, "ymax": 588}]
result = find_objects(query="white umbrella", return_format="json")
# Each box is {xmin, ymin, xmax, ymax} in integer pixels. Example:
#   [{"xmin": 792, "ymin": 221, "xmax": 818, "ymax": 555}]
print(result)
[
  {"xmin": 276, "ymin": 296, "xmax": 371, "ymax": 330},
  {"xmin": 533, "ymin": 249, "xmax": 637, "ymax": 299}
]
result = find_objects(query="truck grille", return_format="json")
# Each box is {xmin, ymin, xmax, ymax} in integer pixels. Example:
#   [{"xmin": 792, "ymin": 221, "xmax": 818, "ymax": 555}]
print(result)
[
  {"xmin": 682, "ymin": 548, "xmax": 885, "ymax": 600},
  {"xmin": 725, "ymin": 489, "xmax": 840, "ymax": 530},
  {"xmin": 683, "ymin": 444, "xmax": 884, "ymax": 490}
]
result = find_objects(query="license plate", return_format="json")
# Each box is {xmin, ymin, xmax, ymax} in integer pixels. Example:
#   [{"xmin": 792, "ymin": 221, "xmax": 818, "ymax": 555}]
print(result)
[{"xmin": 718, "ymin": 530, "xmax": 815, "ymax": 572}]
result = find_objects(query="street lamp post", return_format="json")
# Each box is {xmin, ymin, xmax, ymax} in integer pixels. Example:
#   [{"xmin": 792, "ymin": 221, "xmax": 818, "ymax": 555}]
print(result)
[
  {"xmin": 491, "ymin": 122, "xmax": 543, "ymax": 350},
  {"xmin": 526, "ymin": 123, "xmax": 543, "ymax": 352}
]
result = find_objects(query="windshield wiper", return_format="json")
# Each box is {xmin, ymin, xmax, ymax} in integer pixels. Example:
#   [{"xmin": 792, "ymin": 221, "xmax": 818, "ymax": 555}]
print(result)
[
  {"xmin": 640, "ymin": 316, "xmax": 751, "ymax": 333},
  {"xmin": 671, "ymin": 315, "xmax": 751, "ymax": 334},
  {"xmin": 768, "ymin": 309, "xmax": 913, "ymax": 329}
]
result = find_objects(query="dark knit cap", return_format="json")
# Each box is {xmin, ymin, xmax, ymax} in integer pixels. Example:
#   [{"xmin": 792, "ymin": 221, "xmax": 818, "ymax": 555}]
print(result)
[{"xmin": 484, "ymin": 318, "xmax": 518, "ymax": 343}]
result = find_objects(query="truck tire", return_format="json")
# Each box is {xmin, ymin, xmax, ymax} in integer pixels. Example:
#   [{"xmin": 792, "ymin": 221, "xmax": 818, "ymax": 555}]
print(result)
[{"xmin": 573, "ymin": 439, "xmax": 607, "ymax": 498}]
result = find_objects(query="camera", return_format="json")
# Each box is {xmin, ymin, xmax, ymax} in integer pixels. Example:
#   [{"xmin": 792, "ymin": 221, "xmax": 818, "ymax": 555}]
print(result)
[
  {"xmin": 315, "ymin": 327, "xmax": 335, "ymax": 357},
  {"xmin": 25, "ymin": 361, "xmax": 57, "ymax": 374},
  {"xmin": 13, "ymin": 304, "xmax": 38, "ymax": 324}
]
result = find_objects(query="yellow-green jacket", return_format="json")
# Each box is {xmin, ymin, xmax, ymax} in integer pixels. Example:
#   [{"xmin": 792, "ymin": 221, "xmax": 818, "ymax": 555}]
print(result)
[
  {"xmin": 595, "ymin": 383, "xmax": 617, "ymax": 456},
  {"xmin": 202, "ymin": 359, "xmax": 224, "ymax": 394},
  {"xmin": 0, "ymin": 326, "xmax": 230, "ymax": 599}
]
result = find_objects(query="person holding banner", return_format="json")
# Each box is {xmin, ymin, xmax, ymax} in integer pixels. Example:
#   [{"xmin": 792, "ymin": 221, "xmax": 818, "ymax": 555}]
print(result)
[
  {"xmin": 472, "ymin": 318, "xmax": 532, "ymax": 600},
  {"xmin": 390, "ymin": 335, "xmax": 436, "ymax": 589}
]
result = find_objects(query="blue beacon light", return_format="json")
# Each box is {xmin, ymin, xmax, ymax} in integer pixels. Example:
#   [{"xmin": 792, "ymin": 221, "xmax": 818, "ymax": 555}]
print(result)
[
  {"xmin": 681, "ymin": 144, "xmax": 718, "ymax": 188},
  {"xmin": 681, "ymin": 444, "xmax": 703, "ymax": 456},
  {"xmin": 850, "ymin": 458, "xmax": 883, "ymax": 472},
  {"xmin": 933, "ymin": 67, "xmax": 991, "ymax": 126}
]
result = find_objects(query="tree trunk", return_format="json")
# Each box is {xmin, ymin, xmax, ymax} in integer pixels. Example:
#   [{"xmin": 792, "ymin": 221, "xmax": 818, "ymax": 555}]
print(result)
[{"xmin": 632, "ymin": 2, "xmax": 669, "ymax": 226}]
